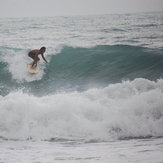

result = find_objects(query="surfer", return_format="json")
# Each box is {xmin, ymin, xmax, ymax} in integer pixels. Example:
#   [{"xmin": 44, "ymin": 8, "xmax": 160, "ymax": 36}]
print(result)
[{"xmin": 28, "ymin": 47, "xmax": 48, "ymax": 68}]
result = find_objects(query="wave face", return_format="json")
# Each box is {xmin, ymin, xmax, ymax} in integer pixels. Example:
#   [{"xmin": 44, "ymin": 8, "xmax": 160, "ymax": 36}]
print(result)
[
  {"xmin": 0, "ymin": 45, "xmax": 163, "ymax": 95},
  {"xmin": 0, "ymin": 78, "xmax": 163, "ymax": 141},
  {"xmin": 47, "ymin": 45, "xmax": 163, "ymax": 82}
]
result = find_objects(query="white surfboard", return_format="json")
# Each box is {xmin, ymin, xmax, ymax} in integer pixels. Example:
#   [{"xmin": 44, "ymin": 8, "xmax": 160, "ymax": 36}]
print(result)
[{"xmin": 27, "ymin": 64, "xmax": 39, "ymax": 74}]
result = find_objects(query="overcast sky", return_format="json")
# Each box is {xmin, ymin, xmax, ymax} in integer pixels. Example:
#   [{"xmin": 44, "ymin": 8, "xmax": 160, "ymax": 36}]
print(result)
[{"xmin": 0, "ymin": 0, "xmax": 163, "ymax": 17}]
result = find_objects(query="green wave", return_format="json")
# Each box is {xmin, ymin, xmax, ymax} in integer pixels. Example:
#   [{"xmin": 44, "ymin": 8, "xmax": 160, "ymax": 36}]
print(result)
[
  {"xmin": 0, "ymin": 45, "xmax": 163, "ymax": 96},
  {"xmin": 45, "ymin": 45, "xmax": 163, "ymax": 82}
]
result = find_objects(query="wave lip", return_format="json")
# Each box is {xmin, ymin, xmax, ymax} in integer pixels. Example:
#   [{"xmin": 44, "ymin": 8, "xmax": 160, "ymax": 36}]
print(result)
[{"xmin": 0, "ymin": 78, "xmax": 163, "ymax": 141}]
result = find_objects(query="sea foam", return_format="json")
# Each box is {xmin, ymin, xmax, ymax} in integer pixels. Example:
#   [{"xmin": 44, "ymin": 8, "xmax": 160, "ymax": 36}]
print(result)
[{"xmin": 0, "ymin": 78, "xmax": 163, "ymax": 141}]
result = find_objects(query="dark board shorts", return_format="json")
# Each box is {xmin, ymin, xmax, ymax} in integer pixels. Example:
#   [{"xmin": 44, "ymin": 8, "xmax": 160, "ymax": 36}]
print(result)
[{"xmin": 28, "ymin": 52, "xmax": 35, "ymax": 60}]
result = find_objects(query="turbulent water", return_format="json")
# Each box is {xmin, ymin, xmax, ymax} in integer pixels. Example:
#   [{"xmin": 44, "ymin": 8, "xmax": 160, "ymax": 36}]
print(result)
[{"xmin": 0, "ymin": 12, "xmax": 163, "ymax": 162}]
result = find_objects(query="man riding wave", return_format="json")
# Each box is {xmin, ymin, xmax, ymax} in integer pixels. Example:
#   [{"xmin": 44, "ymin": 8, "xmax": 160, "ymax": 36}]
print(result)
[{"xmin": 28, "ymin": 47, "xmax": 48, "ymax": 68}]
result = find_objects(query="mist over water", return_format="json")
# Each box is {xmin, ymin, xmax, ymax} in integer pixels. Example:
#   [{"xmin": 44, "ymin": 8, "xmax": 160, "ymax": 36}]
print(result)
[{"xmin": 0, "ymin": 12, "xmax": 163, "ymax": 142}]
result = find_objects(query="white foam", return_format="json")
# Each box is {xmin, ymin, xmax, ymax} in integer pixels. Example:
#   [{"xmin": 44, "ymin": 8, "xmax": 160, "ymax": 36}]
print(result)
[
  {"xmin": 1, "ymin": 48, "xmax": 46, "ymax": 82},
  {"xmin": 0, "ymin": 45, "xmax": 63, "ymax": 82},
  {"xmin": 0, "ymin": 78, "xmax": 163, "ymax": 141}
]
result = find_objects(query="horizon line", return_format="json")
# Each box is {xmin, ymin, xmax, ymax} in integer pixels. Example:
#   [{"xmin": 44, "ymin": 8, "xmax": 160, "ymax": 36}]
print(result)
[{"xmin": 0, "ymin": 10, "xmax": 162, "ymax": 19}]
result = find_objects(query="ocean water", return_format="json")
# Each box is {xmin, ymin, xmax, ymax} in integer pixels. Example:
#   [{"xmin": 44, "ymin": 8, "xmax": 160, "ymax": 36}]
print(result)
[{"xmin": 0, "ymin": 12, "xmax": 163, "ymax": 162}]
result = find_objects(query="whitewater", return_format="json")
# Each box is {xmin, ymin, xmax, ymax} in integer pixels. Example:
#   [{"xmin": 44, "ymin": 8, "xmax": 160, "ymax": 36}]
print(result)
[{"xmin": 0, "ymin": 12, "xmax": 163, "ymax": 162}]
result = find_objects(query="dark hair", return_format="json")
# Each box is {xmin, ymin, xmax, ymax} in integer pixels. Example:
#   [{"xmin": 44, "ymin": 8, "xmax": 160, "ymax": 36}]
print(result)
[{"xmin": 40, "ymin": 47, "xmax": 46, "ymax": 51}]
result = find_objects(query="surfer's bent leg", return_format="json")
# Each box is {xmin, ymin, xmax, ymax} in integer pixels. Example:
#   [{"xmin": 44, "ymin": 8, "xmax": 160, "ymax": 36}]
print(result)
[
  {"xmin": 32, "ymin": 57, "xmax": 40, "ymax": 68},
  {"xmin": 28, "ymin": 53, "xmax": 35, "ymax": 68}
]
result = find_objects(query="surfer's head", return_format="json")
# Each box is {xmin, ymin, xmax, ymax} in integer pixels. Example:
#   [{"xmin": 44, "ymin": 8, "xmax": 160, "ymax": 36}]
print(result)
[{"xmin": 40, "ymin": 47, "xmax": 46, "ymax": 53}]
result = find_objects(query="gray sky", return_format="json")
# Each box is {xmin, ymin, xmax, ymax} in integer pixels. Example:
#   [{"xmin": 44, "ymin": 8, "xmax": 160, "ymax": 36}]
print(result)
[{"xmin": 0, "ymin": 0, "xmax": 163, "ymax": 17}]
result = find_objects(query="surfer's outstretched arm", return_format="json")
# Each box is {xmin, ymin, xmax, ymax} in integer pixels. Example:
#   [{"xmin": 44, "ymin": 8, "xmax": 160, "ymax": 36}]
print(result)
[{"xmin": 41, "ymin": 54, "xmax": 48, "ymax": 63}]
